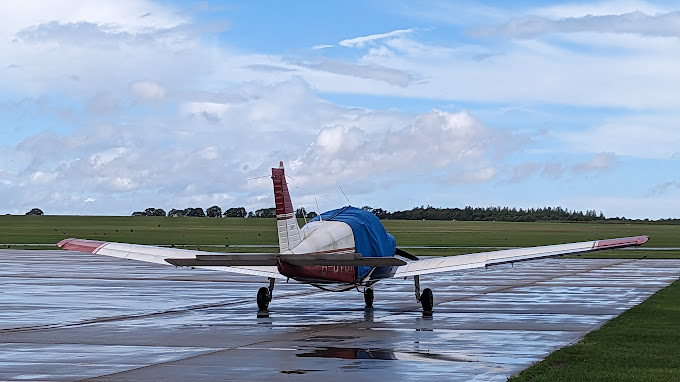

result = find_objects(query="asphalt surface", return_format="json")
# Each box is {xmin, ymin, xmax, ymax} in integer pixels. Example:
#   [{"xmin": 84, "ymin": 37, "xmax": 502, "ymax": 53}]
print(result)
[{"xmin": 1, "ymin": 249, "xmax": 679, "ymax": 381}]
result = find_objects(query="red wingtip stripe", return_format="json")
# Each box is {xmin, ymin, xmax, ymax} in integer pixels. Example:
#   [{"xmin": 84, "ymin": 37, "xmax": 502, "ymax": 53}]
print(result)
[
  {"xmin": 57, "ymin": 238, "xmax": 107, "ymax": 254},
  {"xmin": 594, "ymin": 235, "xmax": 649, "ymax": 250}
]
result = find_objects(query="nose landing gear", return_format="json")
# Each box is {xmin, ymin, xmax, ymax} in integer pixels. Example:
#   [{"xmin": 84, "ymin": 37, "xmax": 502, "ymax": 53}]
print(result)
[{"xmin": 364, "ymin": 287, "xmax": 374, "ymax": 308}]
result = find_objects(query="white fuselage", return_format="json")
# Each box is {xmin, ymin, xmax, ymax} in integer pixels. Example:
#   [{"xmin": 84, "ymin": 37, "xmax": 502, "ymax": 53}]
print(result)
[{"xmin": 284, "ymin": 220, "xmax": 356, "ymax": 255}]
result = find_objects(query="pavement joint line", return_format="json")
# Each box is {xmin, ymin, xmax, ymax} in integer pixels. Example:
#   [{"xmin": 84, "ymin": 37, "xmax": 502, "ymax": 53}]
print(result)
[{"xmin": 0, "ymin": 289, "xmax": 323, "ymax": 334}]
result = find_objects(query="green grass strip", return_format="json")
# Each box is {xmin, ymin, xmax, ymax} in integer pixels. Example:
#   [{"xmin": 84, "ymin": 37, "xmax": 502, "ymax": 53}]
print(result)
[{"xmin": 508, "ymin": 278, "xmax": 680, "ymax": 382}]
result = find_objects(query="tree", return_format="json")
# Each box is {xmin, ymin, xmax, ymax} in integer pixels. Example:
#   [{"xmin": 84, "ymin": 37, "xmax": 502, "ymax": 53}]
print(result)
[
  {"xmin": 224, "ymin": 207, "xmax": 247, "ymax": 218},
  {"xmin": 371, "ymin": 208, "xmax": 389, "ymax": 219},
  {"xmin": 143, "ymin": 208, "xmax": 166, "ymax": 217},
  {"xmin": 206, "ymin": 205, "xmax": 222, "ymax": 218},
  {"xmin": 306, "ymin": 211, "xmax": 318, "ymax": 219},
  {"xmin": 295, "ymin": 207, "xmax": 307, "ymax": 218},
  {"xmin": 25, "ymin": 208, "xmax": 44, "ymax": 215},
  {"xmin": 168, "ymin": 208, "xmax": 183, "ymax": 217},
  {"xmin": 132, "ymin": 211, "xmax": 145, "ymax": 216},
  {"xmin": 254, "ymin": 207, "xmax": 276, "ymax": 218},
  {"xmin": 183, "ymin": 207, "xmax": 206, "ymax": 217}
]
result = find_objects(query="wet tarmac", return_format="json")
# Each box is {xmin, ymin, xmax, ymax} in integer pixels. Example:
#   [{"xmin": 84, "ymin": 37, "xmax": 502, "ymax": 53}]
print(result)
[{"xmin": 1, "ymin": 249, "xmax": 679, "ymax": 381}]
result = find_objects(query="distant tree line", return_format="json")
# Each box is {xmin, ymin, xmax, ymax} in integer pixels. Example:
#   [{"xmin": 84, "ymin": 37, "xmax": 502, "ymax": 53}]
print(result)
[
  {"xmin": 132, "ymin": 206, "xmax": 250, "ymax": 218},
  {"xmin": 360, "ymin": 205, "xmax": 680, "ymax": 224},
  {"xmin": 131, "ymin": 206, "xmax": 319, "ymax": 219},
  {"xmin": 127, "ymin": 204, "xmax": 680, "ymax": 223},
  {"xmin": 359, "ymin": 205, "xmax": 607, "ymax": 222}
]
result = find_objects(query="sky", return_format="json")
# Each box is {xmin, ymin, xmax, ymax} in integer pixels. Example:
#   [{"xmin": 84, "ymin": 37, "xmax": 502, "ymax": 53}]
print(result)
[{"xmin": 1, "ymin": 0, "xmax": 679, "ymax": 219}]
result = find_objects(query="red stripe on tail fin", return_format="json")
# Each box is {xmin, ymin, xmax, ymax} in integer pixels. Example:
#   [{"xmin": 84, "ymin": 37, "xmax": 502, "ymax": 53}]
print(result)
[{"xmin": 272, "ymin": 161, "xmax": 294, "ymax": 218}]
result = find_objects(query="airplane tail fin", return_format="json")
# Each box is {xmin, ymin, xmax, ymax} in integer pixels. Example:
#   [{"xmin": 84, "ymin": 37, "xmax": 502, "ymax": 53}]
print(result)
[{"xmin": 272, "ymin": 161, "xmax": 301, "ymax": 252}]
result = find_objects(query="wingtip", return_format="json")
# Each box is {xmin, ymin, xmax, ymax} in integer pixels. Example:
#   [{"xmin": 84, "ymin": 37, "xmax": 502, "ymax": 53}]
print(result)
[
  {"xmin": 56, "ymin": 238, "xmax": 76, "ymax": 248},
  {"xmin": 56, "ymin": 238, "xmax": 107, "ymax": 253}
]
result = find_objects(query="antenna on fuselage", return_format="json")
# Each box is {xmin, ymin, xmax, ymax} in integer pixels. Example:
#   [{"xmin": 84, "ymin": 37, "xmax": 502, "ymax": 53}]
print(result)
[
  {"xmin": 339, "ymin": 185, "xmax": 351, "ymax": 206},
  {"xmin": 315, "ymin": 198, "xmax": 322, "ymax": 222}
]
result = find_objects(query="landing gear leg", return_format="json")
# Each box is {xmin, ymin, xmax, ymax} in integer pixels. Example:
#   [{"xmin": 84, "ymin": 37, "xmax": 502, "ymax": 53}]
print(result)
[
  {"xmin": 257, "ymin": 278, "xmax": 275, "ymax": 311},
  {"xmin": 414, "ymin": 275, "xmax": 421, "ymax": 303},
  {"xmin": 364, "ymin": 287, "xmax": 374, "ymax": 308},
  {"xmin": 414, "ymin": 275, "xmax": 433, "ymax": 312}
]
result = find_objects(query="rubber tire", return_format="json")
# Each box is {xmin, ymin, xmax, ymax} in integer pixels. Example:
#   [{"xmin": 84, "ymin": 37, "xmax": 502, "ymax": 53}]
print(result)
[
  {"xmin": 257, "ymin": 287, "xmax": 270, "ymax": 311},
  {"xmin": 420, "ymin": 288, "xmax": 433, "ymax": 312},
  {"xmin": 364, "ymin": 288, "xmax": 374, "ymax": 308}
]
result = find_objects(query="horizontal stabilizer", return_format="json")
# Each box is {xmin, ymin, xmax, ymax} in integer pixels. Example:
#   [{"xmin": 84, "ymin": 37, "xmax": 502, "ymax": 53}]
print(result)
[{"xmin": 165, "ymin": 252, "xmax": 406, "ymax": 267}]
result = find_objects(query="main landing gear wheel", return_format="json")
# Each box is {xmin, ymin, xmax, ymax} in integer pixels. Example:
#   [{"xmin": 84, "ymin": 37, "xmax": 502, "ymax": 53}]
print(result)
[
  {"xmin": 413, "ymin": 275, "xmax": 433, "ymax": 312},
  {"xmin": 256, "ymin": 277, "xmax": 276, "ymax": 311},
  {"xmin": 420, "ymin": 288, "xmax": 433, "ymax": 312},
  {"xmin": 364, "ymin": 287, "xmax": 374, "ymax": 308},
  {"xmin": 257, "ymin": 287, "xmax": 270, "ymax": 310}
]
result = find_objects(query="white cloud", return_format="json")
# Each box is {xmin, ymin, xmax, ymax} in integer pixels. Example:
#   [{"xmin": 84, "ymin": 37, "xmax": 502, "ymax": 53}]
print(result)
[
  {"xmin": 200, "ymin": 146, "xmax": 219, "ymax": 160},
  {"xmin": 111, "ymin": 177, "xmax": 136, "ymax": 191},
  {"xmin": 130, "ymin": 80, "xmax": 166, "ymax": 102},
  {"xmin": 339, "ymin": 29, "xmax": 415, "ymax": 48},
  {"xmin": 558, "ymin": 116, "xmax": 680, "ymax": 159},
  {"xmin": 572, "ymin": 152, "xmax": 618, "ymax": 173},
  {"xmin": 89, "ymin": 147, "xmax": 127, "ymax": 168},
  {"xmin": 509, "ymin": 162, "xmax": 541, "ymax": 183},
  {"xmin": 30, "ymin": 171, "xmax": 57, "ymax": 184},
  {"xmin": 84, "ymin": 197, "xmax": 96, "ymax": 203},
  {"xmin": 314, "ymin": 125, "xmax": 364, "ymax": 155},
  {"xmin": 647, "ymin": 181, "xmax": 680, "ymax": 197},
  {"xmin": 532, "ymin": 1, "xmax": 668, "ymax": 18},
  {"xmin": 291, "ymin": 109, "xmax": 526, "ymax": 188},
  {"xmin": 286, "ymin": 58, "xmax": 418, "ymax": 87},
  {"xmin": 482, "ymin": 11, "xmax": 680, "ymax": 38},
  {"xmin": 541, "ymin": 163, "xmax": 566, "ymax": 179},
  {"xmin": 0, "ymin": 0, "xmax": 187, "ymax": 42}
]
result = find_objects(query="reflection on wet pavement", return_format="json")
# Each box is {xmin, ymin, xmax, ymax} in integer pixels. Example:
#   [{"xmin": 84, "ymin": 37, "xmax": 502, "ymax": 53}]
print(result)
[{"xmin": 1, "ymin": 250, "xmax": 679, "ymax": 381}]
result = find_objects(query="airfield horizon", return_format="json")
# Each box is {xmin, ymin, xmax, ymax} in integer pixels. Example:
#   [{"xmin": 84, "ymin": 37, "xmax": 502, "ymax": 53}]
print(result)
[{"xmin": 2, "ymin": 215, "xmax": 678, "ymax": 259}]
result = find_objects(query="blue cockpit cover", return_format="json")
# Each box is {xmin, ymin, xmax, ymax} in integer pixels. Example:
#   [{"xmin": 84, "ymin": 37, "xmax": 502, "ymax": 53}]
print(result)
[{"xmin": 311, "ymin": 206, "xmax": 396, "ymax": 279}]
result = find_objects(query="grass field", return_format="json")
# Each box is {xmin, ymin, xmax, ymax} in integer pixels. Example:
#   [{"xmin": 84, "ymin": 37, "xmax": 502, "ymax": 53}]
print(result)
[{"xmin": 1, "ymin": 215, "xmax": 679, "ymax": 258}]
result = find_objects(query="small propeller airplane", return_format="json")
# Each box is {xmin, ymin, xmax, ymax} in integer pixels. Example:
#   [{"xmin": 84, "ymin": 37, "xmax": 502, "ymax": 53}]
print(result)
[{"xmin": 58, "ymin": 162, "xmax": 649, "ymax": 312}]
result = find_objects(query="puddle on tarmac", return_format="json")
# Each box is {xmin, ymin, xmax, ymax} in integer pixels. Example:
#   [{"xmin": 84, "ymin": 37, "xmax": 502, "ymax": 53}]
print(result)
[{"xmin": 296, "ymin": 346, "xmax": 479, "ymax": 362}]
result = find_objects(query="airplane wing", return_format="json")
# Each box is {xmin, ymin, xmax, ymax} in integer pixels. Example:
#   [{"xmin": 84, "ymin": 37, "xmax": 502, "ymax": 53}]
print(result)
[
  {"xmin": 58, "ymin": 235, "xmax": 648, "ymax": 280},
  {"xmin": 392, "ymin": 235, "xmax": 649, "ymax": 278},
  {"xmin": 57, "ymin": 238, "xmax": 405, "ymax": 278},
  {"xmin": 57, "ymin": 238, "xmax": 287, "ymax": 279}
]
